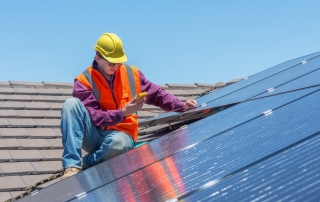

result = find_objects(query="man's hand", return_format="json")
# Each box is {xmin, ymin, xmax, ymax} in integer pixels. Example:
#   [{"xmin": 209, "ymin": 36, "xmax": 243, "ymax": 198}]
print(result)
[
  {"xmin": 183, "ymin": 99, "xmax": 197, "ymax": 111},
  {"xmin": 122, "ymin": 97, "xmax": 145, "ymax": 117}
]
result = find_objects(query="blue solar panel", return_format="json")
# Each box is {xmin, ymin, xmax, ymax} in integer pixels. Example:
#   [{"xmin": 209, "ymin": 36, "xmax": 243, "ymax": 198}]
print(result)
[
  {"xmin": 183, "ymin": 133, "xmax": 320, "ymax": 201},
  {"xmin": 140, "ymin": 52, "xmax": 320, "ymax": 127},
  {"xmin": 19, "ymin": 52, "xmax": 320, "ymax": 202},
  {"xmin": 63, "ymin": 87, "xmax": 320, "ymax": 202},
  {"xmin": 20, "ymin": 88, "xmax": 320, "ymax": 202}
]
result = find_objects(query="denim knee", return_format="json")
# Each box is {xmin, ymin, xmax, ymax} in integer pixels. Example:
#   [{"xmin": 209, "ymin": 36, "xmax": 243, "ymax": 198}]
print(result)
[{"xmin": 62, "ymin": 98, "xmax": 81, "ymax": 112}]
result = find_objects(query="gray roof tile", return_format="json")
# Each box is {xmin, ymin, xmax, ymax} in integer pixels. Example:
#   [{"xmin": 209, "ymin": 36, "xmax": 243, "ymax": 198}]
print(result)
[
  {"xmin": 15, "ymin": 110, "xmax": 44, "ymax": 118},
  {"xmin": 195, "ymin": 83, "xmax": 216, "ymax": 88},
  {"xmin": 39, "ymin": 110, "xmax": 61, "ymax": 118},
  {"xmin": 53, "ymin": 95, "xmax": 72, "ymax": 102},
  {"xmin": 166, "ymin": 83, "xmax": 198, "ymax": 89},
  {"xmin": 17, "ymin": 139, "xmax": 51, "ymax": 149},
  {"xmin": 0, "ymin": 176, "xmax": 26, "ymax": 191},
  {"xmin": 0, "ymin": 139, "xmax": 21, "ymax": 149},
  {"xmin": 36, "ymin": 178, "xmax": 60, "ymax": 189},
  {"xmin": 8, "ymin": 150, "xmax": 43, "ymax": 160},
  {"xmin": 0, "ymin": 128, "xmax": 29, "ymax": 137},
  {"xmin": 0, "ymin": 88, "xmax": 15, "ymax": 94},
  {"xmin": 46, "ymin": 139, "xmax": 62, "ymax": 147},
  {"xmin": 6, "ymin": 118, "xmax": 37, "ymax": 127},
  {"xmin": 23, "ymin": 102, "xmax": 50, "ymax": 110},
  {"xmin": 46, "ymin": 102, "xmax": 64, "ymax": 109},
  {"xmin": 0, "ymin": 94, "xmax": 8, "ymax": 100},
  {"xmin": 39, "ymin": 150, "xmax": 63, "ymax": 159},
  {"xmin": 0, "ymin": 109, "xmax": 18, "ymax": 118},
  {"xmin": 30, "ymin": 161, "xmax": 62, "ymax": 172},
  {"xmin": 26, "ymin": 128, "xmax": 58, "ymax": 138},
  {"xmin": 185, "ymin": 89, "xmax": 207, "ymax": 95},
  {"xmin": 0, "ymin": 192, "xmax": 13, "ymax": 201},
  {"xmin": 21, "ymin": 174, "xmax": 53, "ymax": 187},
  {"xmin": 34, "ymin": 119, "xmax": 60, "ymax": 127},
  {"xmin": 0, "ymin": 101, "xmax": 25, "ymax": 109},
  {"xmin": 53, "ymin": 128, "xmax": 62, "ymax": 136},
  {"xmin": 10, "ymin": 191, "xmax": 26, "ymax": 199},
  {"xmin": 57, "ymin": 88, "xmax": 72, "ymax": 95},
  {"xmin": 0, "ymin": 162, "xmax": 35, "ymax": 175},
  {"xmin": 165, "ymin": 89, "xmax": 192, "ymax": 96},
  {"xmin": 6, "ymin": 94, "xmax": 33, "ymax": 101},
  {"xmin": 29, "ymin": 95, "xmax": 56, "ymax": 102},
  {"xmin": 10, "ymin": 80, "xmax": 44, "ymax": 88},
  {"xmin": 0, "ymin": 81, "xmax": 10, "ymax": 87},
  {"xmin": 42, "ymin": 81, "xmax": 73, "ymax": 88},
  {"xmin": 0, "ymin": 150, "xmax": 12, "ymax": 161},
  {"xmin": 37, "ymin": 88, "xmax": 62, "ymax": 95},
  {"xmin": 137, "ymin": 111, "xmax": 157, "ymax": 118},
  {"xmin": 13, "ymin": 88, "xmax": 39, "ymax": 95},
  {"xmin": 0, "ymin": 118, "xmax": 10, "ymax": 126}
]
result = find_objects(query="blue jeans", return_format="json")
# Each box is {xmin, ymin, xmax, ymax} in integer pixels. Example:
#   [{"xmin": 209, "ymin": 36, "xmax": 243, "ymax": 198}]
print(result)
[{"xmin": 61, "ymin": 98, "xmax": 134, "ymax": 169}]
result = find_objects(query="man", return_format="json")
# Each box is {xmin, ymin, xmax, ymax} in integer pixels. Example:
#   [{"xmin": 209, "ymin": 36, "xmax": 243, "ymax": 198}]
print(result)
[{"xmin": 61, "ymin": 33, "xmax": 197, "ymax": 180}]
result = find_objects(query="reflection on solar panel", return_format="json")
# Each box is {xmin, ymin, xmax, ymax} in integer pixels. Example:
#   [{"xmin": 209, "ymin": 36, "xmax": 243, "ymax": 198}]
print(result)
[
  {"xmin": 139, "ymin": 52, "xmax": 320, "ymax": 127},
  {"xmin": 19, "ymin": 52, "xmax": 320, "ymax": 202}
]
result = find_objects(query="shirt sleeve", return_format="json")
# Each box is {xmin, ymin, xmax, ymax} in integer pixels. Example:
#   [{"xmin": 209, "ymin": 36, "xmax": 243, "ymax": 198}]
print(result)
[
  {"xmin": 73, "ymin": 80, "xmax": 125, "ymax": 127},
  {"xmin": 139, "ymin": 71, "xmax": 185, "ymax": 112}
]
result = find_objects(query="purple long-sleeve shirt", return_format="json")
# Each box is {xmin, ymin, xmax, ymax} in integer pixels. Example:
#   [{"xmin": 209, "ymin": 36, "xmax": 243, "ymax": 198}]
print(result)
[{"xmin": 73, "ymin": 69, "xmax": 185, "ymax": 127}]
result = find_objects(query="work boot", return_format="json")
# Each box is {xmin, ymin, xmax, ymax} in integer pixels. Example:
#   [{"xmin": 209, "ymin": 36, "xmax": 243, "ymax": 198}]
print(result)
[{"xmin": 60, "ymin": 167, "xmax": 82, "ymax": 180}]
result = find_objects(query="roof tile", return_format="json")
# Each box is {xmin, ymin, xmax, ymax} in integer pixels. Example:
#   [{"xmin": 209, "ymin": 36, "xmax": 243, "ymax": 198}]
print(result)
[
  {"xmin": 23, "ymin": 102, "xmax": 50, "ymax": 110},
  {"xmin": 42, "ymin": 81, "xmax": 73, "ymax": 88},
  {"xmin": 36, "ymin": 178, "xmax": 60, "ymax": 189},
  {"xmin": 6, "ymin": 118, "xmax": 37, "ymax": 127},
  {"xmin": 0, "ymin": 176, "xmax": 26, "ymax": 190},
  {"xmin": 0, "ymin": 117, "xmax": 9, "ymax": 126},
  {"xmin": 53, "ymin": 128, "xmax": 62, "ymax": 137},
  {"xmin": 26, "ymin": 128, "xmax": 58, "ymax": 138},
  {"xmin": 0, "ymin": 192, "xmax": 13, "ymax": 201},
  {"xmin": 39, "ymin": 150, "xmax": 63, "ymax": 159},
  {"xmin": 46, "ymin": 139, "xmax": 62, "ymax": 147},
  {"xmin": 0, "ymin": 128, "xmax": 29, "ymax": 137},
  {"xmin": 0, "ymin": 109, "xmax": 18, "ymax": 118},
  {"xmin": 37, "ymin": 88, "xmax": 62, "ymax": 95},
  {"xmin": 166, "ymin": 83, "xmax": 198, "ymax": 89},
  {"xmin": 0, "ymin": 101, "xmax": 25, "ymax": 109},
  {"xmin": 0, "ymin": 81, "xmax": 10, "ymax": 87},
  {"xmin": 34, "ymin": 119, "xmax": 60, "ymax": 127},
  {"xmin": 13, "ymin": 88, "xmax": 39, "ymax": 95},
  {"xmin": 0, "ymin": 150, "xmax": 12, "ymax": 161},
  {"xmin": 17, "ymin": 139, "xmax": 51, "ymax": 149},
  {"xmin": 10, "ymin": 80, "xmax": 44, "ymax": 88},
  {"xmin": 30, "ymin": 161, "xmax": 62, "ymax": 172},
  {"xmin": 0, "ymin": 94, "xmax": 8, "ymax": 100},
  {"xmin": 57, "ymin": 88, "xmax": 72, "ymax": 95},
  {"xmin": 0, "ymin": 162, "xmax": 35, "ymax": 174},
  {"xmin": 6, "ymin": 95, "xmax": 33, "ymax": 101},
  {"xmin": 29, "ymin": 95, "xmax": 56, "ymax": 102},
  {"xmin": 40, "ymin": 110, "xmax": 61, "ymax": 118},
  {"xmin": 46, "ymin": 102, "xmax": 64, "ymax": 110},
  {"xmin": 53, "ymin": 96, "xmax": 72, "ymax": 102},
  {"xmin": 21, "ymin": 174, "xmax": 53, "ymax": 188},
  {"xmin": 0, "ymin": 88, "xmax": 15, "ymax": 94},
  {"xmin": 15, "ymin": 110, "xmax": 44, "ymax": 118},
  {"xmin": 8, "ymin": 150, "xmax": 43, "ymax": 160},
  {"xmin": 10, "ymin": 191, "xmax": 26, "ymax": 199},
  {"xmin": 0, "ymin": 139, "xmax": 21, "ymax": 149}
]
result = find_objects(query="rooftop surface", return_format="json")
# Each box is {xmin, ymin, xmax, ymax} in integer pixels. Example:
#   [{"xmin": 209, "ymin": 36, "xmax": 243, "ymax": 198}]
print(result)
[{"xmin": 0, "ymin": 79, "xmax": 240, "ymax": 202}]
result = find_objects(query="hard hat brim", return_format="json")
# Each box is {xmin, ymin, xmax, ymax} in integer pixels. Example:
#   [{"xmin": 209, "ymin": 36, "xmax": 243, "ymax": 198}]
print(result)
[{"xmin": 102, "ymin": 54, "xmax": 127, "ymax": 63}]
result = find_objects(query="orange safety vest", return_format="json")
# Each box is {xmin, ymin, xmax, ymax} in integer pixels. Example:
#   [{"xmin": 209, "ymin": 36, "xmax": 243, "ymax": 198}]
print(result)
[{"xmin": 76, "ymin": 64, "xmax": 141, "ymax": 141}]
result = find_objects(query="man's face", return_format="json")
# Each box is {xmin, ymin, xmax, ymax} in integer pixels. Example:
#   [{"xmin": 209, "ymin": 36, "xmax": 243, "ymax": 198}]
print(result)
[{"xmin": 95, "ymin": 55, "xmax": 121, "ymax": 75}]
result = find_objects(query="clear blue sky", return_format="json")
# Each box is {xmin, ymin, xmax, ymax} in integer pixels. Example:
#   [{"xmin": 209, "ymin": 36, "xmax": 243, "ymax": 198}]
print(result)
[{"xmin": 1, "ymin": 1, "xmax": 319, "ymax": 85}]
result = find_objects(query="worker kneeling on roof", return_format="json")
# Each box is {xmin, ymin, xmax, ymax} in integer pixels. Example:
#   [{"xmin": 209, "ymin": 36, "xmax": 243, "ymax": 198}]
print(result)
[{"xmin": 60, "ymin": 33, "xmax": 197, "ymax": 180}]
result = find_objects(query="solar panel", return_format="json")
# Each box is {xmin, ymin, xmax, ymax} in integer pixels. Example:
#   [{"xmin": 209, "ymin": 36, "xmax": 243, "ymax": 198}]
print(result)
[
  {"xmin": 65, "ymin": 87, "xmax": 320, "ymax": 202},
  {"xmin": 20, "ymin": 86, "xmax": 320, "ymax": 202},
  {"xmin": 139, "ymin": 53, "xmax": 320, "ymax": 127},
  {"xmin": 183, "ymin": 133, "xmax": 320, "ymax": 201}
]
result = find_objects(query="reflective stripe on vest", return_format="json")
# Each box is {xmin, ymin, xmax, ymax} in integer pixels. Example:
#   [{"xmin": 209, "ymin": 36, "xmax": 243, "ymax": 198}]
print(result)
[{"xmin": 82, "ymin": 65, "xmax": 137, "ymax": 102}]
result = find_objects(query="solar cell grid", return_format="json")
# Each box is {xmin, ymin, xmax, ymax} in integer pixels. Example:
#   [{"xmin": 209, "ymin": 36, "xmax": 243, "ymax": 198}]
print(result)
[{"xmin": 66, "ymin": 87, "xmax": 320, "ymax": 202}]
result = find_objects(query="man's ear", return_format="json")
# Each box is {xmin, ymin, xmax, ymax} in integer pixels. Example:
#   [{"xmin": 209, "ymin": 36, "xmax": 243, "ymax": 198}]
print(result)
[{"xmin": 94, "ymin": 54, "xmax": 100, "ymax": 62}]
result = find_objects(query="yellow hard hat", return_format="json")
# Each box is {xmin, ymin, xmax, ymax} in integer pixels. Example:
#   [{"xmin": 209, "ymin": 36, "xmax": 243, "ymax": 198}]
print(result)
[{"xmin": 94, "ymin": 33, "xmax": 127, "ymax": 63}]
